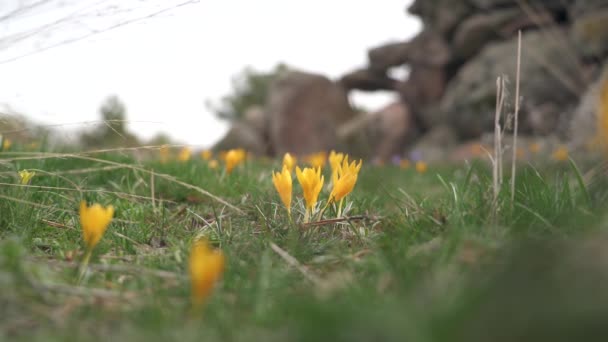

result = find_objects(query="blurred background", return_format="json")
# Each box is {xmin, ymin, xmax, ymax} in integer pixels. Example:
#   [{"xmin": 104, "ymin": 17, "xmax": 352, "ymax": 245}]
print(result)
[{"xmin": 1, "ymin": 0, "xmax": 607, "ymax": 162}]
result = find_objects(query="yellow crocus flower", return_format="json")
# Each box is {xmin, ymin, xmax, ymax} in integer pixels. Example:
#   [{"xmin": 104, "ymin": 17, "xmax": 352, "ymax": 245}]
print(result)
[
  {"xmin": 2, "ymin": 138, "xmax": 12, "ymax": 150},
  {"xmin": 329, "ymin": 150, "xmax": 345, "ymax": 185},
  {"xmin": 305, "ymin": 151, "xmax": 327, "ymax": 169},
  {"xmin": 200, "ymin": 149, "xmax": 212, "ymax": 161},
  {"xmin": 79, "ymin": 201, "xmax": 114, "ymax": 250},
  {"xmin": 329, "ymin": 157, "xmax": 362, "ymax": 202},
  {"xmin": 18, "ymin": 170, "xmax": 35, "ymax": 185},
  {"xmin": 551, "ymin": 146, "xmax": 569, "ymax": 161},
  {"xmin": 400, "ymin": 159, "xmax": 411, "ymax": 169},
  {"xmin": 272, "ymin": 165, "xmax": 292, "ymax": 214},
  {"xmin": 178, "ymin": 147, "xmax": 192, "ymax": 162},
  {"xmin": 296, "ymin": 166, "xmax": 324, "ymax": 213},
  {"xmin": 224, "ymin": 148, "xmax": 246, "ymax": 174},
  {"xmin": 189, "ymin": 239, "xmax": 225, "ymax": 308},
  {"xmin": 415, "ymin": 161, "xmax": 428, "ymax": 174},
  {"xmin": 208, "ymin": 159, "xmax": 219, "ymax": 169},
  {"xmin": 282, "ymin": 153, "xmax": 296, "ymax": 172},
  {"xmin": 529, "ymin": 142, "xmax": 541, "ymax": 154}
]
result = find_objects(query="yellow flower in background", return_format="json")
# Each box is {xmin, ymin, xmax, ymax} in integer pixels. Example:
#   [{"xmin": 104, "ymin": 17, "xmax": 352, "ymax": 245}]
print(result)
[
  {"xmin": 330, "ymin": 157, "xmax": 362, "ymax": 202},
  {"xmin": 296, "ymin": 166, "xmax": 324, "ymax": 212},
  {"xmin": 516, "ymin": 147, "xmax": 525, "ymax": 159},
  {"xmin": 272, "ymin": 165, "xmax": 292, "ymax": 214},
  {"xmin": 529, "ymin": 142, "xmax": 541, "ymax": 154},
  {"xmin": 27, "ymin": 142, "xmax": 39, "ymax": 150},
  {"xmin": 2, "ymin": 138, "xmax": 12, "ymax": 150},
  {"xmin": 282, "ymin": 153, "xmax": 296, "ymax": 172},
  {"xmin": 551, "ymin": 146, "xmax": 569, "ymax": 161},
  {"xmin": 329, "ymin": 150, "xmax": 345, "ymax": 185},
  {"xmin": 18, "ymin": 170, "xmax": 35, "ymax": 185},
  {"xmin": 415, "ymin": 161, "xmax": 428, "ymax": 174},
  {"xmin": 400, "ymin": 159, "xmax": 411, "ymax": 169},
  {"xmin": 470, "ymin": 143, "xmax": 484, "ymax": 157},
  {"xmin": 596, "ymin": 77, "xmax": 608, "ymax": 150},
  {"xmin": 305, "ymin": 151, "xmax": 327, "ymax": 169},
  {"xmin": 189, "ymin": 239, "xmax": 225, "ymax": 308},
  {"xmin": 208, "ymin": 159, "xmax": 219, "ymax": 169},
  {"xmin": 224, "ymin": 148, "xmax": 246, "ymax": 174},
  {"xmin": 160, "ymin": 145, "xmax": 170, "ymax": 163},
  {"xmin": 79, "ymin": 201, "xmax": 114, "ymax": 250},
  {"xmin": 200, "ymin": 149, "xmax": 213, "ymax": 161},
  {"xmin": 178, "ymin": 147, "xmax": 192, "ymax": 162}
]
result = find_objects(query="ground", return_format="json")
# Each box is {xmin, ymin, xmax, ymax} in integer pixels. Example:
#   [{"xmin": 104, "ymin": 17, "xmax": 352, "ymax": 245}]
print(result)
[{"xmin": 1, "ymin": 146, "xmax": 608, "ymax": 342}]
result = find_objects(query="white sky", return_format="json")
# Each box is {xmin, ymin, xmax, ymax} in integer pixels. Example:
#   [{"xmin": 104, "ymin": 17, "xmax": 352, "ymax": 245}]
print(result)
[{"xmin": 0, "ymin": 0, "xmax": 421, "ymax": 148}]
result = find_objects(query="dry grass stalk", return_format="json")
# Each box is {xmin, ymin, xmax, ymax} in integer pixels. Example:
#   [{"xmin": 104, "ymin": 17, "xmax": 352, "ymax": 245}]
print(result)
[
  {"xmin": 511, "ymin": 30, "xmax": 522, "ymax": 204},
  {"xmin": 494, "ymin": 76, "xmax": 507, "ymax": 202}
]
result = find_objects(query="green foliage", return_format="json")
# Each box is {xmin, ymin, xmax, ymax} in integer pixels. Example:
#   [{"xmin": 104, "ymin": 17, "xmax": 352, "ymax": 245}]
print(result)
[
  {"xmin": 1, "ymin": 149, "xmax": 608, "ymax": 341},
  {"xmin": 210, "ymin": 64, "xmax": 288, "ymax": 121}
]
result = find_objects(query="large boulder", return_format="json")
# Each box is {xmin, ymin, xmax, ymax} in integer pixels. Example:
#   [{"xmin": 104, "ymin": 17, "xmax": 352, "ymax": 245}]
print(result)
[
  {"xmin": 570, "ymin": 62, "xmax": 608, "ymax": 151},
  {"xmin": 408, "ymin": 0, "xmax": 474, "ymax": 37},
  {"xmin": 469, "ymin": 0, "xmax": 572, "ymax": 11},
  {"xmin": 337, "ymin": 101, "xmax": 417, "ymax": 160},
  {"xmin": 408, "ymin": 125, "xmax": 457, "ymax": 163},
  {"xmin": 213, "ymin": 121, "xmax": 266, "ymax": 155},
  {"xmin": 451, "ymin": 8, "xmax": 553, "ymax": 61},
  {"xmin": 340, "ymin": 68, "xmax": 398, "ymax": 91},
  {"xmin": 395, "ymin": 31, "xmax": 451, "ymax": 123},
  {"xmin": 368, "ymin": 42, "xmax": 411, "ymax": 72},
  {"xmin": 571, "ymin": 8, "xmax": 608, "ymax": 59},
  {"xmin": 439, "ymin": 29, "xmax": 583, "ymax": 139},
  {"xmin": 267, "ymin": 71, "xmax": 355, "ymax": 156}
]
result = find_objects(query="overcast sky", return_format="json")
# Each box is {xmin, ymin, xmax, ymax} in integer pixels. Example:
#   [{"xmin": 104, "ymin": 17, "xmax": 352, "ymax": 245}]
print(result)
[{"xmin": 0, "ymin": 0, "xmax": 421, "ymax": 148}]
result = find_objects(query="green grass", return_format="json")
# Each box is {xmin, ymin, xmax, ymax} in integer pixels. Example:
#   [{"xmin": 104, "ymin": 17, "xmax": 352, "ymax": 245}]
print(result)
[{"xmin": 2, "ymin": 147, "xmax": 608, "ymax": 342}]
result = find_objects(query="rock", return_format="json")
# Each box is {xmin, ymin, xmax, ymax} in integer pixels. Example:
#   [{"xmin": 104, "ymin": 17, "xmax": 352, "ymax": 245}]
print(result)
[
  {"xmin": 267, "ymin": 70, "xmax": 355, "ymax": 156},
  {"xmin": 368, "ymin": 41, "xmax": 410, "ymax": 72},
  {"xmin": 571, "ymin": 9, "xmax": 608, "ymax": 59},
  {"xmin": 368, "ymin": 31, "xmax": 451, "ymax": 72},
  {"xmin": 337, "ymin": 101, "xmax": 417, "ymax": 160},
  {"xmin": 570, "ymin": 0, "xmax": 607, "ymax": 17},
  {"xmin": 340, "ymin": 68, "xmax": 398, "ymax": 91},
  {"xmin": 397, "ymin": 64, "xmax": 446, "ymax": 120},
  {"xmin": 372, "ymin": 102, "xmax": 418, "ymax": 161},
  {"xmin": 213, "ymin": 121, "xmax": 266, "ymax": 155},
  {"xmin": 408, "ymin": 125, "xmax": 457, "ymax": 163},
  {"xmin": 439, "ymin": 29, "xmax": 583, "ymax": 139},
  {"xmin": 408, "ymin": 0, "xmax": 473, "ymax": 37},
  {"xmin": 470, "ymin": 0, "xmax": 572, "ymax": 11},
  {"xmin": 451, "ymin": 8, "xmax": 552, "ymax": 60},
  {"xmin": 405, "ymin": 30, "xmax": 452, "ymax": 67},
  {"xmin": 570, "ymin": 62, "xmax": 608, "ymax": 151},
  {"xmin": 243, "ymin": 106, "xmax": 267, "ymax": 138},
  {"xmin": 393, "ymin": 31, "xmax": 451, "ymax": 123}
]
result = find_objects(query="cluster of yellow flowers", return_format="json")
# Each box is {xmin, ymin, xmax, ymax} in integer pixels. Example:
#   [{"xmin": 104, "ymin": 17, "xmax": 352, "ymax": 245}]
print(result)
[
  {"xmin": 78, "ymin": 200, "xmax": 224, "ymax": 308},
  {"xmin": 272, "ymin": 151, "xmax": 362, "ymax": 223},
  {"xmin": 397, "ymin": 159, "xmax": 428, "ymax": 173},
  {"xmin": 160, "ymin": 146, "xmax": 247, "ymax": 174}
]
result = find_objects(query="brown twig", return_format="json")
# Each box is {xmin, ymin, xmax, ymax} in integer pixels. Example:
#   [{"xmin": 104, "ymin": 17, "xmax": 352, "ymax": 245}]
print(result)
[{"xmin": 301, "ymin": 215, "xmax": 377, "ymax": 227}]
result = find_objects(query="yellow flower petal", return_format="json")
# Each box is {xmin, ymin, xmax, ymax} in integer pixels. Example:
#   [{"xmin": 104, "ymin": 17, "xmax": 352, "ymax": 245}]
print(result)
[
  {"xmin": 296, "ymin": 166, "xmax": 324, "ymax": 210},
  {"xmin": 272, "ymin": 166, "xmax": 292, "ymax": 213},
  {"xmin": 189, "ymin": 239, "xmax": 225, "ymax": 307},
  {"xmin": 79, "ymin": 201, "xmax": 114, "ymax": 250},
  {"xmin": 282, "ymin": 153, "xmax": 297, "ymax": 172}
]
